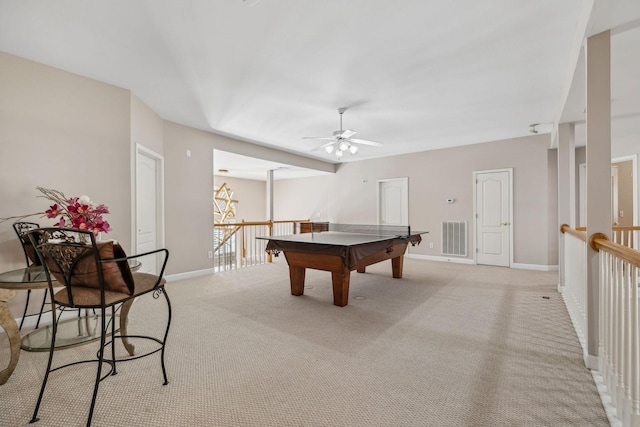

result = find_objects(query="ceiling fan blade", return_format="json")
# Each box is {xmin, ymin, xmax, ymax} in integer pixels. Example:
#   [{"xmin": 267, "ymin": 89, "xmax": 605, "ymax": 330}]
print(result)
[
  {"xmin": 311, "ymin": 141, "xmax": 337, "ymax": 152},
  {"xmin": 340, "ymin": 129, "xmax": 357, "ymax": 139},
  {"xmin": 350, "ymin": 138, "xmax": 384, "ymax": 147},
  {"xmin": 304, "ymin": 110, "xmax": 382, "ymax": 155},
  {"xmin": 302, "ymin": 136, "xmax": 335, "ymax": 141}
]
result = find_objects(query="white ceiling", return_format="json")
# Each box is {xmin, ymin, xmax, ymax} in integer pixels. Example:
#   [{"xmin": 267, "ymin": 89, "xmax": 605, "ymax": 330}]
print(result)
[
  {"xmin": 1, "ymin": 1, "xmax": 638, "ymax": 180},
  {"xmin": 214, "ymin": 149, "xmax": 330, "ymax": 181}
]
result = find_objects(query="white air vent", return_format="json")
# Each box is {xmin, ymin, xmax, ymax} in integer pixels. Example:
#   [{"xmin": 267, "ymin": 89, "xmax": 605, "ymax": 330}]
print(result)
[{"xmin": 441, "ymin": 221, "xmax": 467, "ymax": 256}]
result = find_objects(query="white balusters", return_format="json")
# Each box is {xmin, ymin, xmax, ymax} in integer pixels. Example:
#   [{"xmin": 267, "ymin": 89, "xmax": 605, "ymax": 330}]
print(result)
[
  {"xmin": 563, "ymin": 231, "xmax": 588, "ymax": 350},
  {"xmin": 213, "ymin": 220, "xmax": 306, "ymax": 271},
  {"xmin": 599, "ymin": 248, "xmax": 640, "ymax": 426}
]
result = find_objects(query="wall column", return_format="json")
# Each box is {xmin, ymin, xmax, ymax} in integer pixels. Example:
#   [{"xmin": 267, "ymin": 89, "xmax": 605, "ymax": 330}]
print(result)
[
  {"xmin": 585, "ymin": 30, "xmax": 611, "ymax": 368},
  {"xmin": 266, "ymin": 169, "xmax": 274, "ymax": 221},
  {"xmin": 557, "ymin": 122, "xmax": 576, "ymax": 290}
]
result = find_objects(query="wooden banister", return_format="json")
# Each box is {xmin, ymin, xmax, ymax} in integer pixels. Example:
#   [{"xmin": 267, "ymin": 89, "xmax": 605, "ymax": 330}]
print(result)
[
  {"xmin": 560, "ymin": 224, "xmax": 587, "ymax": 241},
  {"xmin": 590, "ymin": 233, "xmax": 640, "ymax": 269},
  {"xmin": 213, "ymin": 219, "xmax": 313, "ymax": 269},
  {"xmin": 575, "ymin": 225, "xmax": 640, "ymax": 232},
  {"xmin": 570, "ymin": 225, "xmax": 640, "ymax": 249},
  {"xmin": 214, "ymin": 219, "xmax": 311, "ymax": 228},
  {"xmin": 562, "ymin": 224, "xmax": 640, "ymax": 268}
]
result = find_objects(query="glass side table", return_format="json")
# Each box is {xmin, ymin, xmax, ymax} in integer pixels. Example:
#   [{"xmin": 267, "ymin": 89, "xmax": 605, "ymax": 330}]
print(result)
[
  {"xmin": 20, "ymin": 313, "xmax": 122, "ymax": 352},
  {"xmin": 0, "ymin": 261, "xmax": 141, "ymax": 385},
  {"xmin": 19, "ymin": 261, "xmax": 141, "ymax": 352}
]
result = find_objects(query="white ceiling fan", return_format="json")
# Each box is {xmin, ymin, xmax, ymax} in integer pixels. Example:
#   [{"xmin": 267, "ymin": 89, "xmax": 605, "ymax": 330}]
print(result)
[{"xmin": 304, "ymin": 108, "xmax": 383, "ymax": 159}]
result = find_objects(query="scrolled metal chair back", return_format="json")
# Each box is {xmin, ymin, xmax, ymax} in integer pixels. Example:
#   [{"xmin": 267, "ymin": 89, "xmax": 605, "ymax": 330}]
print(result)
[
  {"xmin": 13, "ymin": 221, "xmax": 41, "ymax": 266},
  {"xmin": 29, "ymin": 228, "xmax": 100, "ymax": 307}
]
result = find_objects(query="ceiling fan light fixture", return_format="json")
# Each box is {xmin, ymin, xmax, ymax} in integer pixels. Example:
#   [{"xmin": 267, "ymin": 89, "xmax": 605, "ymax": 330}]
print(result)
[{"xmin": 306, "ymin": 108, "xmax": 384, "ymax": 159}]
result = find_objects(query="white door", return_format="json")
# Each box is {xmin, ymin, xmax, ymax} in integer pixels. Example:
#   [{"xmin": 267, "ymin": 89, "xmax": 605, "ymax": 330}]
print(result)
[
  {"xmin": 136, "ymin": 146, "xmax": 164, "ymax": 274},
  {"xmin": 378, "ymin": 178, "xmax": 408, "ymax": 226},
  {"xmin": 611, "ymin": 166, "xmax": 619, "ymax": 225},
  {"xmin": 475, "ymin": 170, "xmax": 511, "ymax": 267}
]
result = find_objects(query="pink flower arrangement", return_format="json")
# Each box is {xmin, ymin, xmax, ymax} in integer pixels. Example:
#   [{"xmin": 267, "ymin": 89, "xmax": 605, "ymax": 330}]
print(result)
[
  {"xmin": 0, "ymin": 187, "xmax": 112, "ymax": 235},
  {"xmin": 44, "ymin": 193, "xmax": 112, "ymax": 234}
]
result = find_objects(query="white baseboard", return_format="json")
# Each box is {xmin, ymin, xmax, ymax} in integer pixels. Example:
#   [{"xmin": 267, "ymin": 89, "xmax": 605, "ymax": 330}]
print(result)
[
  {"xmin": 591, "ymin": 370, "xmax": 623, "ymax": 427},
  {"xmin": 165, "ymin": 267, "xmax": 216, "ymax": 282},
  {"xmin": 584, "ymin": 353, "xmax": 599, "ymax": 370},
  {"xmin": 407, "ymin": 255, "xmax": 558, "ymax": 272},
  {"xmin": 406, "ymin": 254, "xmax": 475, "ymax": 264},
  {"xmin": 512, "ymin": 263, "xmax": 559, "ymax": 272}
]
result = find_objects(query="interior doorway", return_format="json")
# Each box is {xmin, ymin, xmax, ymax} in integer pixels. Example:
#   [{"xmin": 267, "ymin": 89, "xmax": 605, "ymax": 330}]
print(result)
[
  {"xmin": 377, "ymin": 177, "xmax": 409, "ymax": 226},
  {"xmin": 611, "ymin": 157, "xmax": 636, "ymax": 226},
  {"xmin": 578, "ymin": 154, "xmax": 638, "ymax": 227},
  {"xmin": 474, "ymin": 169, "xmax": 513, "ymax": 267},
  {"xmin": 135, "ymin": 144, "xmax": 165, "ymax": 274}
]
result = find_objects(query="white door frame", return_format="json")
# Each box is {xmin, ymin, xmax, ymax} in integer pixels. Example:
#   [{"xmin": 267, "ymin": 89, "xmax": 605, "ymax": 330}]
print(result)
[
  {"xmin": 612, "ymin": 154, "xmax": 638, "ymax": 227},
  {"xmin": 578, "ymin": 154, "xmax": 638, "ymax": 227},
  {"xmin": 473, "ymin": 168, "xmax": 513, "ymax": 266},
  {"xmin": 133, "ymin": 144, "xmax": 165, "ymax": 270},
  {"xmin": 377, "ymin": 177, "xmax": 409, "ymax": 226}
]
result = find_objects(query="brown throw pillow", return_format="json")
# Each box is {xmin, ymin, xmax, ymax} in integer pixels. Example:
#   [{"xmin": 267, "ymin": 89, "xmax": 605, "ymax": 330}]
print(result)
[
  {"xmin": 21, "ymin": 234, "xmax": 42, "ymax": 266},
  {"xmin": 43, "ymin": 241, "xmax": 134, "ymax": 295}
]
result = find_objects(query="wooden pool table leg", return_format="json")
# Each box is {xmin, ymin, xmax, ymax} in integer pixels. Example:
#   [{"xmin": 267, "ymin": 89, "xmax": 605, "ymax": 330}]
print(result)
[
  {"xmin": 332, "ymin": 267, "xmax": 351, "ymax": 307},
  {"xmin": 357, "ymin": 254, "xmax": 405, "ymax": 278},
  {"xmin": 289, "ymin": 266, "xmax": 306, "ymax": 296},
  {"xmin": 392, "ymin": 255, "xmax": 404, "ymax": 278}
]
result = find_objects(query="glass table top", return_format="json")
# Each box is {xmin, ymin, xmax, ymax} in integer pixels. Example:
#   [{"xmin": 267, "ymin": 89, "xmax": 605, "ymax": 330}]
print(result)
[
  {"xmin": 0, "ymin": 266, "xmax": 48, "ymax": 289},
  {"xmin": 21, "ymin": 313, "xmax": 121, "ymax": 352},
  {"xmin": 0, "ymin": 260, "xmax": 142, "ymax": 351}
]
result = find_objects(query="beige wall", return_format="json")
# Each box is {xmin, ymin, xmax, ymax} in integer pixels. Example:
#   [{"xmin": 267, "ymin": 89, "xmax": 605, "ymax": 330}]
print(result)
[
  {"xmin": 575, "ymin": 147, "xmax": 586, "ymax": 226},
  {"xmin": 163, "ymin": 122, "xmax": 221, "ymax": 274},
  {"xmin": 213, "ymin": 176, "xmax": 266, "ymax": 222},
  {"xmin": 131, "ymin": 94, "xmax": 164, "ymax": 155},
  {"xmin": 0, "ymin": 52, "xmax": 133, "ymax": 315},
  {"xmin": 576, "ymin": 146, "xmax": 638, "ymax": 227},
  {"xmin": 0, "ymin": 52, "xmax": 132, "ymax": 269},
  {"xmin": 162, "ymin": 121, "xmax": 331, "ymax": 275},
  {"xmin": 0, "ymin": 51, "xmax": 331, "ymax": 279},
  {"xmin": 0, "ymin": 50, "xmax": 564, "ymax": 278},
  {"xmin": 275, "ymin": 134, "xmax": 558, "ymax": 267},
  {"xmin": 612, "ymin": 116, "xmax": 640, "ymax": 222},
  {"xmin": 547, "ymin": 149, "xmax": 559, "ymax": 263},
  {"xmin": 7, "ymin": 48, "xmax": 637, "ymax": 318}
]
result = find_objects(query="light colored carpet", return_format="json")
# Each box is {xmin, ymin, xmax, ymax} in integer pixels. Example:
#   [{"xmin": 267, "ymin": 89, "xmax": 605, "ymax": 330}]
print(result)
[{"xmin": 0, "ymin": 258, "xmax": 609, "ymax": 426}]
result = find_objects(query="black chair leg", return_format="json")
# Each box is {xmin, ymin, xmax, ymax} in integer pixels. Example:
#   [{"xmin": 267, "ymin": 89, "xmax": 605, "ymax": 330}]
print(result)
[
  {"xmin": 86, "ymin": 307, "xmax": 107, "ymax": 427},
  {"xmin": 111, "ymin": 306, "xmax": 117, "ymax": 376},
  {"xmin": 30, "ymin": 302, "xmax": 58, "ymax": 424},
  {"xmin": 160, "ymin": 287, "xmax": 172, "ymax": 386},
  {"xmin": 34, "ymin": 290, "xmax": 49, "ymax": 329},
  {"xmin": 19, "ymin": 289, "xmax": 32, "ymax": 330}
]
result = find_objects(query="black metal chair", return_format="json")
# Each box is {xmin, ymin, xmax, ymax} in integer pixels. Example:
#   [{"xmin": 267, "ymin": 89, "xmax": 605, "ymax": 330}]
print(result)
[
  {"xmin": 13, "ymin": 221, "xmax": 49, "ymax": 329},
  {"xmin": 27, "ymin": 227, "xmax": 171, "ymax": 427}
]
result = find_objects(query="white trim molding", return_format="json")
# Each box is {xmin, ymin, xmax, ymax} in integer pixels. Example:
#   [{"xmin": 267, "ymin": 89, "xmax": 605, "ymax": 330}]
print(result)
[
  {"xmin": 406, "ymin": 254, "xmax": 475, "ymax": 265},
  {"xmin": 511, "ymin": 263, "xmax": 559, "ymax": 272},
  {"xmin": 166, "ymin": 268, "xmax": 217, "ymax": 282}
]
